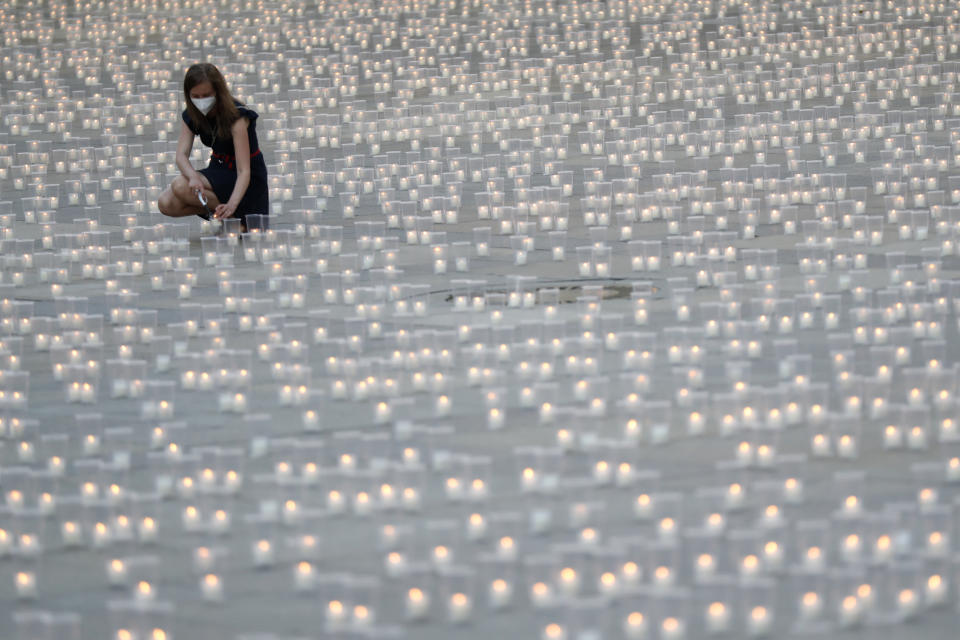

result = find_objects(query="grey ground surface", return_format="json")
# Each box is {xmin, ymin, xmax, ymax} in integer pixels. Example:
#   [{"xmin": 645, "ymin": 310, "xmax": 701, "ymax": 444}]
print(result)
[{"xmin": 1, "ymin": 0, "xmax": 960, "ymax": 638}]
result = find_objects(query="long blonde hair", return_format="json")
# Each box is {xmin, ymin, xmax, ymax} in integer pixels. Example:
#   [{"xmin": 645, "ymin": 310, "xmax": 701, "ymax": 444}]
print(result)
[{"xmin": 183, "ymin": 62, "xmax": 242, "ymax": 141}]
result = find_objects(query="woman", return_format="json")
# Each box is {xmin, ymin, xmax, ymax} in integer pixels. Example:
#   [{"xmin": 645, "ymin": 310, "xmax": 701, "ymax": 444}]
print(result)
[{"xmin": 157, "ymin": 63, "xmax": 268, "ymax": 230}]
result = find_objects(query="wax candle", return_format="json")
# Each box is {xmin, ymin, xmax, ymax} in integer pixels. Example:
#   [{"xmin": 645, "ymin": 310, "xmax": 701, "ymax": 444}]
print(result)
[
  {"xmin": 201, "ymin": 573, "xmax": 223, "ymax": 602},
  {"xmin": 747, "ymin": 606, "xmax": 771, "ymax": 637},
  {"xmin": 837, "ymin": 595, "xmax": 862, "ymax": 627},
  {"xmin": 531, "ymin": 581, "xmax": 553, "ymax": 607},
  {"xmin": 897, "ymin": 588, "xmax": 919, "ymax": 619},
  {"xmin": 803, "ymin": 546, "xmax": 824, "ymax": 572},
  {"xmin": 925, "ymin": 574, "xmax": 947, "ymax": 606},
  {"xmin": 700, "ymin": 601, "xmax": 729, "ymax": 634},
  {"xmin": 740, "ymin": 554, "xmax": 761, "ymax": 579},
  {"xmin": 447, "ymin": 592, "xmax": 472, "ymax": 623},
  {"xmin": 485, "ymin": 578, "xmax": 512, "ymax": 609},
  {"xmin": 634, "ymin": 493, "xmax": 654, "ymax": 519},
  {"xmin": 15, "ymin": 571, "xmax": 37, "ymax": 599},
  {"xmin": 384, "ymin": 550, "xmax": 407, "ymax": 577},
  {"xmin": 927, "ymin": 531, "xmax": 948, "ymax": 556},
  {"xmin": 406, "ymin": 587, "xmax": 430, "ymax": 620},
  {"xmin": 725, "ymin": 482, "xmax": 745, "ymax": 509},
  {"xmin": 908, "ymin": 426, "xmax": 927, "ymax": 449},
  {"xmin": 294, "ymin": 561, "xmax": 315, "ymax": 591}
]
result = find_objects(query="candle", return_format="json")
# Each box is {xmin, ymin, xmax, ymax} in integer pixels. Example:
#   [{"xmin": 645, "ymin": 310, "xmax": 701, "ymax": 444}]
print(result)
[
  {"xmin": 707, "ymin": 602, "xmax": 732, "ymax": 633},
  {"xmin": 897, "ymin": 588, "xmax": 919, "ymax": 619},
  {"xmin": 294, "ymin": 561, "xmax": 315, "ymax": 592},
  {"xmin": 488, "ymin": 578, "xmax": 512, "ymax": 609},
  {"xmin": 799, "ymin": 591, "xmax": 823, "ymax": 621},
  {"xmin": 946, "ymin": 457, "xmax": 960, "ymax": 482},
  {"xmin": 623, "ymin": 612, "xmax": 648, "ymax": 639},
  {"xmin": 652, "ymin": 565, "xmax": 675, "ymax": 589},
  {"xmin": 838, "ymin": 594, "xmax": 863, "ymax": 627},
  {"xmin": 925, "ymin": 574, "xmax": 947, "ymax": 606},
  {"xmin": 908, "ymin": 426, "xmax": 927, "ymax": 449},
  {"xmin": 841, "ymin": 494, "xmax": 862, "ymax": 517},
  {"xmin": 694, "ymin": 553, "xmax": 716, "ymax": 581},
  {"xmin": 542, "ymin": 623, "xmax": 566, "ymax": 640},
  {"xmin": 136, "ymin": 516, "xmax": 157, "ymax": 544},
  {"xmin": 135, "ymin": 580, "xmax": 155, "ymax": 603},
  {"xmin": 15, "ymin": 571, "xmax": 37, "ymax": 599},
  {"xmin": 747, "ymin": 606, "xmax": 771, "ymax": 637},
  {"xmin": 634, "ymin": 493, "xmax": 654, "ymax": 519},
  {"xmin": 91, "ymin": 521, "xmax": 111, "ymax": 548},
  {"xmin": 803, "ymin": 546, "xmax": 824, "ymax": 572},
  {"xmin": 406, "ymin": 587, "xmax": 430, "ymax": 620},
  {"xmin": 448, "ymin": 592, "xmax": 472, "ymax": 623},
  {"xmin": 531, "ymin": 581, "xmax": 553, "ymax": 607},
  {"xmin": 61, "ymin": 520, "xmax": 83, "ymax": 547},
  {"xmin": 811, "ymin": 433, "xmax": 831, "ymax": 456},
  {"xmin": 105, "ymin": 557, "xmax": 129, "ymax": 587},
  {"xmin": 927, "ymin": 531, "xmax": 948, "ymax": 556},
  {"xmin": 201, "ymin": 573, "xmax": 223, "ymax": 602},
  {"xmin": 661, "ymin": 617, "xmax": 685, "ymax": 640},
  {"xmin": 210, "ymin": 509, "xmax": 231, "ymax": 535},
  {"xmin": 739, "ymin": 554, "xmax": 761, "ymax": 579}
]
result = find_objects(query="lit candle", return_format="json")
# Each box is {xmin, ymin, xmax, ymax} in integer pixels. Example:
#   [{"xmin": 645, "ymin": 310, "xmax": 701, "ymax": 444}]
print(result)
[
  {"xmin": 623, "ymin": 612, "xmax": 648, "ymax": 639},
  {"xmin": 294, "ymin": 561, "xmax": 315, "ymax": 592},
  {"xmin": 810, "ymin": 433, "xmax": 830, "ymax": 457},
  {"xmin": 927, "ymin": 531, "xmax": 948, "ymax": 556},
  {"xmin": 448, "ymin": 592, "xmax": 471, "ymax": 623},
  {"xmin": 201, "ymin": 573, "xmax": 223, "ymax": 602},
  {"xmin": 747, "ymin": 606, "xmax": 771, "ymax": 637},
  {"xmin": 907, "ymin": 426, "xmax": 927, "ymax": 449},
  {"xmin": 15, "ymin": 571, "xmax": 37, "ymax": 599},
  {"xmin": 489, "ymin": 578, "xmax": 512, "ymax": 609},
  {"xmin": 897, "ymin": 588, "xmax": 919, "ymax": 619},
  {"xmin": 694, "ymin": 553, "xmax": 716, "ymax": 581},
  {"xmin": 803, "ymin": 546, "xmax": 824, "ymax": 572},
  {"xmin": 661, "ymin": 617, "xmax": 685, "ymax": 640},
  {"xmin": 106, "ymin": 557, "xmax": 128, "ymax": 587},
  {"xmin": 405, "ymin": 587, "xmax": 430, "ymax": 620},
  {"xmin": 837, "ymin": 594, "xmax": 863, "ymax": 627},
  {"xmin": 706, "ymin": 601, "xmax": 730, "ymax": 633},
  {"xmin": 652, "ymin": 565, "xmax": 674, "ymax": 589},
  {"xmin": 634, "ymin": 493, "xmax": 654, "ymax": 519},
  {"xmin": 725, "ymin": 482, "xmax": 745, "ymax": 509},
  {"xmin": 739, "ymin": 554, "xmax": 761, "ymax": 579}
]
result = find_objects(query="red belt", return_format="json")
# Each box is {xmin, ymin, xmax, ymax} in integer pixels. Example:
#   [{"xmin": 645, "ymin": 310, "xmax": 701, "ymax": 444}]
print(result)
[{"xmin": 211, "ymin": 148, "xmax": 261, "ymax": 169}]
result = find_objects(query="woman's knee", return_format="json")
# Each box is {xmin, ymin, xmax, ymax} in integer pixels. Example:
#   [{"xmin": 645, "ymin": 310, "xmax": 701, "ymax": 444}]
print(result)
[
  {"xmin": 171, "ymin": 175, "xmax": 191, "ymax": 199},
  {"xmin": 157, "ymin": 191, "xmax": 177, "ymax": 216}
]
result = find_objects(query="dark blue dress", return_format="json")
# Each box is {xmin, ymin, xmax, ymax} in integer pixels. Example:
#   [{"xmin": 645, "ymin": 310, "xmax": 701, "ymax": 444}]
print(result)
[{"xmin": 182, "ymin": 102, "xmax": 269, "ymax": 223}]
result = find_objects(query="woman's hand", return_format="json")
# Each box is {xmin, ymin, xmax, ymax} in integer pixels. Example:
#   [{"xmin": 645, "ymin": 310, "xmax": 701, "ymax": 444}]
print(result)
[
  {"xmin": 188, "ymin": 175, "xmax": 205, "ymax": 195},
  {"xmin": 214, "ymin": 202, "xmax": 237, "ymax": 219}
]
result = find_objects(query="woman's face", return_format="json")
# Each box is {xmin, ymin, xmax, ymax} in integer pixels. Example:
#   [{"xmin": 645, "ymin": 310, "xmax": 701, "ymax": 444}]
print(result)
[{"xmin": 189, "ymin": 81, "xmax": 215, "ymax": 101}]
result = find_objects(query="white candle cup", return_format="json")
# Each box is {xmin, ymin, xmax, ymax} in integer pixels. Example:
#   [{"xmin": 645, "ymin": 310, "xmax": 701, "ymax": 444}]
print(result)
[
  {"xmin": 705, "ymin": 602, "xmax": 731, "ymax": 634},
  {"xmin": 488, "ymin": 578, "xmax": 512, "ymax": 609},
  {"xmin": 448, "ymin": 593, "xmax": 472, "ymax": 623},
  {"xmin": 294, "ymin": 561, "xmax": 315, "ymax": 592},
  {"xmin": 747, "ymin": 607, "xmax": 772, "ymax": 637},
  {"xmin": 137, "ymin": 517, "xmax": 158, "ymax": 544},
  {"xmin": 405, "ymin": 587, "xmax": 430, "ymax": 620},
  {"xmin": 896, "ymin": 588, "xmax": 919, "ymax": 619},
  {"xmin": 634, "ymin": 494, "xmax": 654, "ymax": 519},
  {"xmin": 660, "ymin": 617, "xmax": 685, "ymax": 640},
  {"xmin": 15, "ymin": 571, "xmax": 37, "ymax": 599},
  {"xmin": 802, "ymin": 547, "xmax": 825, "ymax": 572},
  {"xmin": 924, "ymin": 574, "xmax": 948, "ymax": 606},
  {"xmin": 62, "ymin": 520, "xmax": 83, "ymax": 547},
  {"xmin": 201, "ymin": 573, "xmax": 223, "ymax": 602}
]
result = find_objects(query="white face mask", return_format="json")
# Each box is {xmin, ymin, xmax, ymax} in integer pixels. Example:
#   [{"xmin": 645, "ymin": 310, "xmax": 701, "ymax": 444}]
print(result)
[{"xmin": 192, "ymin": 95, "xmax": 216, "ymax": 115}]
